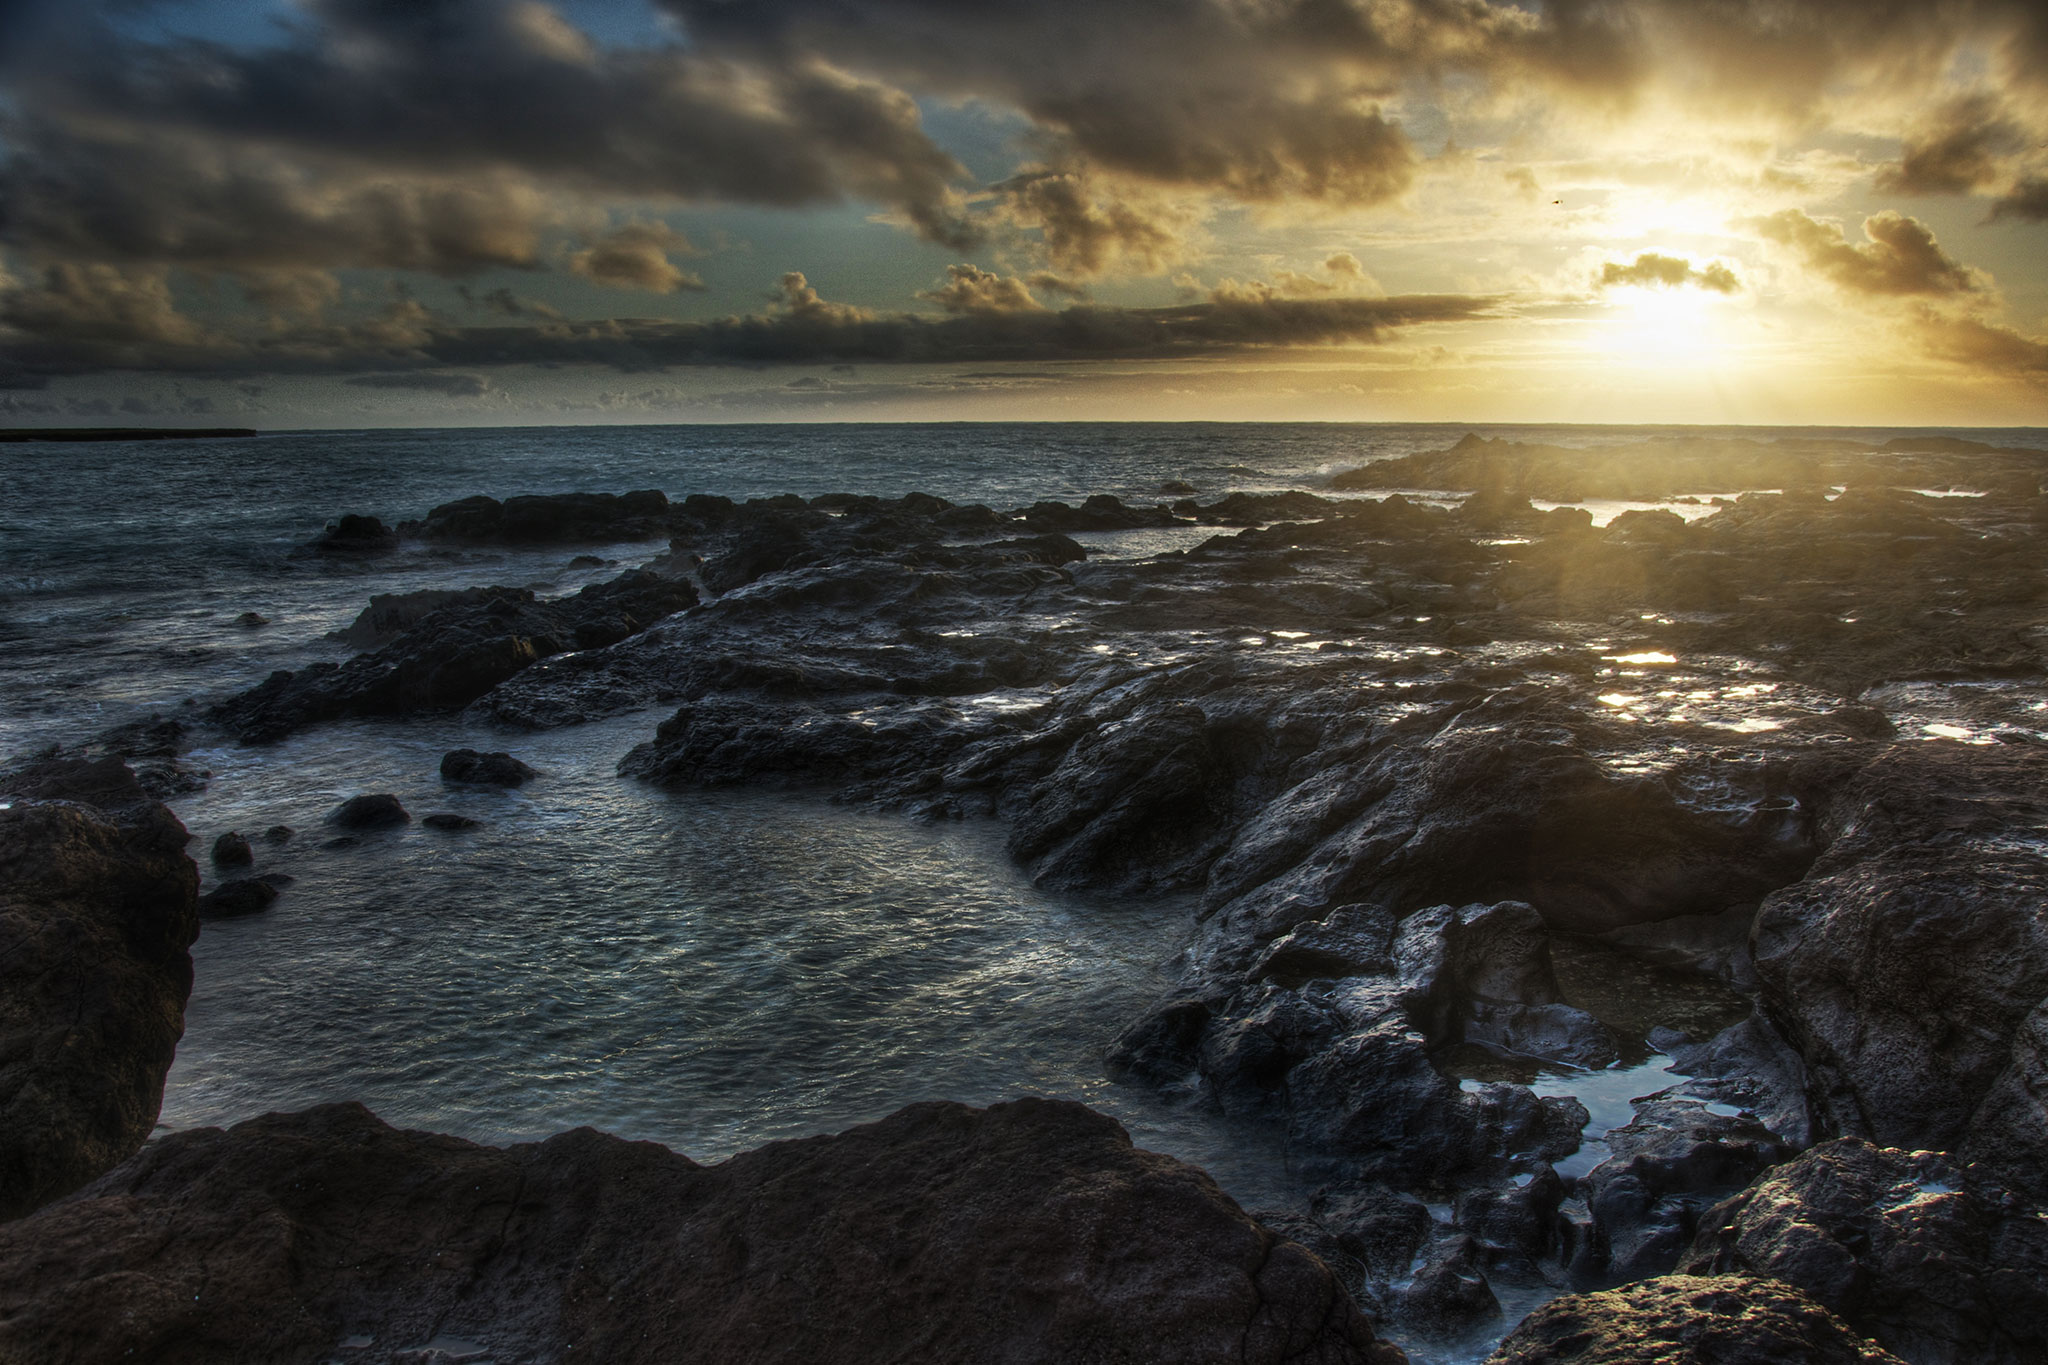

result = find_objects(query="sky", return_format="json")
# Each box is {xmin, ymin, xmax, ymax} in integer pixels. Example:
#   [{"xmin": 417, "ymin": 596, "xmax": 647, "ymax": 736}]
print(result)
[{"xmin": 1, "ymin": 0, "xmax": 2045, "ymax": 428}]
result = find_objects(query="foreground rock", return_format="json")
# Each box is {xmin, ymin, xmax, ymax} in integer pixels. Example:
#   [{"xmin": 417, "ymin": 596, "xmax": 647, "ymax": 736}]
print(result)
[
  {"xmin": 1684, "ymin": 1138, "xmax": 2048, "ymax": 1365},
  {"xmin": 1752, "ymin": 744, "xmax": 2048, "ymax": 1194},
  {"xmin": 0, "ymin": 1098, "xmax": 1399, "ymax": 1365},
  {"xmin": 0, "ymin": 758, "xmax": 198, "ymax": 1220},
  {"xmin": 1485, "ymin": 1275, "xmax": 1902, "ymax": 1364}
]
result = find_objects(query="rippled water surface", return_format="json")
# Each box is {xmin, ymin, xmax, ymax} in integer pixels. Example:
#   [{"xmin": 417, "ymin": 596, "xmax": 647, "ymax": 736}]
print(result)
[{"xmin": 160, "ymin": 714, "xmax": 1301, "ymax": 1201}]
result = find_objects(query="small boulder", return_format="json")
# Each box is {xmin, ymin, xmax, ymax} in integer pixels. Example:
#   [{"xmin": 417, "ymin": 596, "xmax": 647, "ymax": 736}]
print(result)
[
  {"xmin": 210, "ymin": 831, "xmax": 253, "ymax": 867},
  {"xmin": 233, "ymin": 611, "xmax": 267, "ymax": 628},
  {"xmin": 440, "ymin": 749, "xmax": 537, "ymax": 786},
  {"xmin": 261, "ymin": 825, "xmax": 294, "ymax": 844},
  {"xmin": 328, "ymin": 794, "xmax": 409, "ymax": 829}
]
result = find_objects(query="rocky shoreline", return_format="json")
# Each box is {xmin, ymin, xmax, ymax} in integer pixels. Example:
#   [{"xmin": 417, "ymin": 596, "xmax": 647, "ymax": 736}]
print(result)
[{"xmin": 4, "ymin": 430, "xmax": 2045, "ymax": 1362}]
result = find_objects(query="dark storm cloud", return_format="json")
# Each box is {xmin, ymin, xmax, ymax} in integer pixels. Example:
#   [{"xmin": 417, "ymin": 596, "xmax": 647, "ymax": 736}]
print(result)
[
  {"xmin": 0, "ymin": 118, "xmax": 557, "ymax": 278},
  {"xmin": 1597, "ymin": 253, "xmax": 1741, "ymax": 293},
  {"xmin": 2, "ymin": 0, "xmax": 977, "ymax": 262},
  {"xmin": 0, "ymin": 270, "xmax": 1495, "ymax": 380},
  {"xmin": 344, "ymin": 371, "xmax": 496, "ymax": 396},
  {"xmin": 1749, "ymin": 210, "xmax": 1985, "ymax": 297}
]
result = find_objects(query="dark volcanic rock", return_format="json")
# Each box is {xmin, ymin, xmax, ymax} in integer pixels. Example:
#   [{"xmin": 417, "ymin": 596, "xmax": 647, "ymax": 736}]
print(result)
[
  {"xmin": 214, "ymin": 569, "xmax": 698, "ymax": 742},
  {"xmin": 1573, "ymin": 1096, "xmax": 1790, "ymax": 1286},
  {"xmin": 197, "ymin": 877, "xmax": 279, "ymax": 919},
  {"xmin": 402, "ymin": 489, "xmax": 672, "ymax": 544},
  {"xmin": 0, "ymin": 1098, "xmax": 1400, "ymax": 1365},
  {"xmin": 1484, "ymin": 1275, "xmax": 1902, "ymax": 1364},
  {"xmin": 303, "ymin": 513, "xmax": 398, "ymax": 555},
  {"xmin": 0, "ymin": 758, "xmax": 198, "ymax": 1221},
  {"xmin": 328, "ymin": 794, "xmax": 409, "ymax": 829},
  {"xmin": 209, "ymin": 831, "xmax": 252, "ymax": 866},
  {"xmin": 439, "ymin": 748, "xmax": 536, "ymax": 786},
  {"xmin": 1683, "ymin": 1138, "xmax": 2048, "ymax": 1365},
  {"xmin": 1752, "ymin": 743, "xmax": 2048, "ymax": 1192}
]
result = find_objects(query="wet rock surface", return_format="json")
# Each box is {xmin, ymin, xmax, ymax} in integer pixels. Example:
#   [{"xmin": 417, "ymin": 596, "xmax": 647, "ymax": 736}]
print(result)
[
  {"xmin": 0, "ymin": 758, "xmax": 198, "ymax": 1220},
  {"xmin": 1483, "ymin": 1275, "xmax": 1902, "ymax": 1364},
  {"xmin": 1683, "ymin": 1138, "xmax": 2048, "ymax": 1365},
  {"xmin": 0, "ymin": 1098, "xmax": 1398, "ymax": 1365},
  {"xmin": 1752, "ymin": 744, "xmax": 2048, "ymax": 1195},
  {"xmin": 161, "ymin": 435, "xmax": 2048, "ymax": 1356},
  {"xmin": 214, "ymin": 569, "xmax": 699, "ymax": 742}
]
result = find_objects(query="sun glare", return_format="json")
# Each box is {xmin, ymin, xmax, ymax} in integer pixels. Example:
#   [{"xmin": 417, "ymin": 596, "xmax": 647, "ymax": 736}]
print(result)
[{"xmin": 1592, "ymin": 284, "xmax": 1737, "ymax": 369}]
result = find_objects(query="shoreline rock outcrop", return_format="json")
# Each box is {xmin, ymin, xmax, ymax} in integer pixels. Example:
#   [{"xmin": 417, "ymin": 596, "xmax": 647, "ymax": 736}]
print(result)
[
  {"xmin": 0, "ymin": 758, "xmax": 198, "ymax": 1221},
  {"xmin": 0, "ymin": 1098, "xmax": 1401, "ymax": 1365}
]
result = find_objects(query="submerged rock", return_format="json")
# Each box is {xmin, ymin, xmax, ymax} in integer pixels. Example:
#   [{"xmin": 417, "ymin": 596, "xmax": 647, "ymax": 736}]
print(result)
[
  {"xmin": 0, "ymin": 758, "xmax": 198, "ymax": 1221},
  {"xmin": 422, "ymin": 813, "xmax": 482, "ymax": 831},
  {"xmin": 0, "ymin": 1098, "xmax": 1400, "ymax": 1365},
  {"xmin": 1484, "ymin": 1275, "xmax": 1901, "ymax": 1364}
]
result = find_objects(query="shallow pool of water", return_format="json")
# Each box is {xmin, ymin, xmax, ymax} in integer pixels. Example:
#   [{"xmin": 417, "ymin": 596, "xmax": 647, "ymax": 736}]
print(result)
[{"xmin": 160, "ymin": 712, "xmax": 1300, "ymax": 1208}]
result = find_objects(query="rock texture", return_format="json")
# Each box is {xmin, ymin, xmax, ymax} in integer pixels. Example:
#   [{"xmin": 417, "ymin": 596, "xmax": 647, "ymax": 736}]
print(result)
[
  {"xmin": 1753, "ymin": 744, "xmax": 2048, "ymax": 1194},
  {"xmin": 1484, "ymin": 1275, "xmax": 1903, "ymax": 1364},
  {"xmin": 1683, "ymin": 1138, "xmax": 2048, "ymax": 1365},
  {"xmin": 214, "ymin": 570, "xmax": 698, "ymax": 742},
  {"xmin": 0, "ymin": 758, "xmax": 198, "ymax": 1220},
  {"xmin": 0, "ymin": 1098, "xmax": 1401, "ymax": 1365}
]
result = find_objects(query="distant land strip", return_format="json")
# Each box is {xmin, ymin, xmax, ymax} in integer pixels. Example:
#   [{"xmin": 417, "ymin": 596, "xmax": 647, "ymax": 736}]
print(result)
[{"xmin": 0, "ymin": 428, "xmax": 258, "ymax": 444}]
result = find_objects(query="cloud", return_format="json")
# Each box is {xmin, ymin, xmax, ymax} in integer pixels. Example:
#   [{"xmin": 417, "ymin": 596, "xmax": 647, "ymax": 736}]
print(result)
[
  {"xmin": 1989, "ymin": 178, "xmax": 2048, "ymax": 222},
  {"xmin": 1748, "ymin": 209, "xmax": 1985, "ymax": 297},
  {"xmin": 343, "ymin": 371, "xmax": 496, "ymax": 396},
  {"xmin": 1912, "ymin": 311, "xmax": 2048, "ymax": 384},
  {"xmin": 918, "ymin": 265, "xmax": 1045, "ymax": 315},
  {"xmin": 0, "ymin": 263, "xmax": 1496, "ymax": 379},
  {"xmin": 459, "ymin": 286, "xmax": 564, "ymax": 319},
  {"xmin": 986, "ymin": 170, "xmax": 1196, "ymax": 277},
  {"xmin": 1210, "ymin": 253, "xmax": 1387, "ymax": 305},
  {"xmin": 5, "ymin": 0, "xmax": 976, "ymax": 260},
  {"xmin": 774, "ymin": 271, "xmax": 873, "ymax": 325},
  {"xmin": 1875, "ymin": 94, "xmax": 2023, "ymax": 197},
  {"xmin": 0, "ymin": 261, "xmax": 218, "ymax": 357},
  {"xmin": 567, "ymin": 221, "xmax": 706, "ymax": 293},
  {"xmin": 0, "ymin": 119, "xmax": 561, "ymax": 299},
  {"xmin": 1597, "ymin": 252, "xmax": 1741, "ymax": 293}
]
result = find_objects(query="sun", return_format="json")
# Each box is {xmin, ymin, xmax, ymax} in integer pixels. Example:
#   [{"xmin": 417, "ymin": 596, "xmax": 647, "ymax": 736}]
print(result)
[{"xmin": 1592, "ymin": 283, "xmax": 1738, "ymax": 368}]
